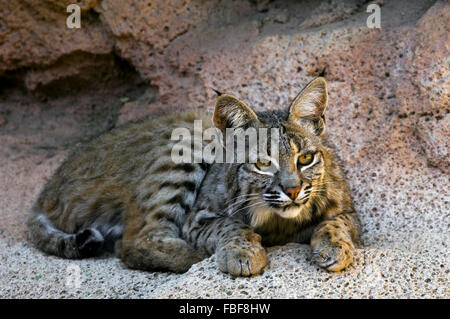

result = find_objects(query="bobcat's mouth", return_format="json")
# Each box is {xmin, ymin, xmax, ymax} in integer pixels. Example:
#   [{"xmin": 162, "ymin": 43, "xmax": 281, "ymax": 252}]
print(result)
[
  {"xmin": 263, "ymin": 196, "xmax": 309, "ymax": 219},
  {"xmin": 260, "ymin": 186, "xmax": 312, "ymax": 219},
  {"xmin": 264, "ymin": 196, "xmax": 309, "ymax": 209}
]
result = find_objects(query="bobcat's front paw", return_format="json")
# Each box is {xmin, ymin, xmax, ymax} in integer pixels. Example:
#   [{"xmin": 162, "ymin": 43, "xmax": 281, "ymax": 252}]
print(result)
[
  {"xmin": 311, "ymin": 238, "xmax": 355, "ymax": 272},
  {"xmin": 216, "ymin": 235, "xmax": 267, "ymax": 277}
]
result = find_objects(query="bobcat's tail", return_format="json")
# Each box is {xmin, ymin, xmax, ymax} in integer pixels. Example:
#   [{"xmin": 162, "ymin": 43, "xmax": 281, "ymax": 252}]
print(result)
[{"xmin": 27, "ymin": 211, "xmax": 104, "ymax": 259}]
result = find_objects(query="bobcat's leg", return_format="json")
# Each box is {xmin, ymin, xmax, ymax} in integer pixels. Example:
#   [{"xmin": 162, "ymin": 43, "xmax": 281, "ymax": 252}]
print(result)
[
  {"xmin": 120, "ymin": 202, "xmax": 203, "ymax": 273},
  {"xmin": 310, "ymin": 211, "xmax": 360, "ymax": 272},
  {"xmin": 182, "ymin": 210, "xmax": 267, "ymax": 277}
]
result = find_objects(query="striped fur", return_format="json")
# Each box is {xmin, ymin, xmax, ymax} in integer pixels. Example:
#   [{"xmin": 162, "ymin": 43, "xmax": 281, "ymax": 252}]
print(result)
[
  {"xmin": 28, "ymin": 110, "xmax": 211, "ymax": 272},
  {"xmin": 27, "ymin": 78, "xmax": 360, "ymax": 276}
]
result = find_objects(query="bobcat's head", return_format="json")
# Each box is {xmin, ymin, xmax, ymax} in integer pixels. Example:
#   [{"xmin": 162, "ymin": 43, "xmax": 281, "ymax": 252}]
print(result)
[{"xmin": 213, "ymin": 78, "xmax": 330, "ymax": 224}]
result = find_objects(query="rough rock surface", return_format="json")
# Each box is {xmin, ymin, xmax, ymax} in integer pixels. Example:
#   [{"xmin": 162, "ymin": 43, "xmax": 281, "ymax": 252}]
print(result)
[{"xmin": 0, "ymin": 0, "xmax": 448, "ymax": 298}]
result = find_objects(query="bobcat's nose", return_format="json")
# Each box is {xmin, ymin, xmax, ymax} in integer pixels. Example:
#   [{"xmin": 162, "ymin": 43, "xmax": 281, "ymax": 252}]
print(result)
[{"xmin": 284, "ymin": 186, "xmax": 301, "ymax": 200}]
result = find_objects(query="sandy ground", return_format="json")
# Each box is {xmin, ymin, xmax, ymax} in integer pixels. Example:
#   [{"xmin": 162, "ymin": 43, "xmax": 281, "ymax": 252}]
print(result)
[{"xmin": 0, "ymin": 90, "xmax": 448, "ymax": 299}]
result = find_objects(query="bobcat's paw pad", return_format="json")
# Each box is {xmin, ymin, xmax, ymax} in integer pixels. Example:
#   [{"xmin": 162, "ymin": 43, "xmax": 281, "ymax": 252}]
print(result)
[
  {"xmin": 75, "ymin": 228, "xmax": 104, "ymax": 257},
  {"xmin": 312, "ymin": 240, "xmax": 354, "ymax": 272},
  {"xmin": 217, "ymin": 238, "xmax": 267, "ymax": 277}
]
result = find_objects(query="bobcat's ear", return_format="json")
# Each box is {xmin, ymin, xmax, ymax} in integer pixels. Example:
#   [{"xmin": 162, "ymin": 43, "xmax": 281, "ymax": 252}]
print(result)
[
  {"xmin": 288, "ymin": 77, "xmax": 328, "ymax": 135},
  {"xmin": 213, "ymin": 94, "xmax": 258, "ymax": 132}
]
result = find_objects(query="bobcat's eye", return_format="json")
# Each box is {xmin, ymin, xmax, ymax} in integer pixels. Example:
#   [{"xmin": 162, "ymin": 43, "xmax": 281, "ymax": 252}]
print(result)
[
  {"xmin": 255, "ymin": 160, "xmax": 271, "ymax": 170},
  {"xmin": 297, "ymin": 153, "xmax": 314, "ymax": 167}
]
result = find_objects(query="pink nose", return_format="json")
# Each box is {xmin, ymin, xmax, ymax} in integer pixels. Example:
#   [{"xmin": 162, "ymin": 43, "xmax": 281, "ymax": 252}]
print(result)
[{"xmin": 285, "ymin": 187, "xmax": 301, "ymax": 200}]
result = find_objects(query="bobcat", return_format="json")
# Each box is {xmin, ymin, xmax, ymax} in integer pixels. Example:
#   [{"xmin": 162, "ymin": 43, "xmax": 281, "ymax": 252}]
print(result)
[{"xmin": 27, "ymin": 78, "xmax": 360, "ymax": 276}]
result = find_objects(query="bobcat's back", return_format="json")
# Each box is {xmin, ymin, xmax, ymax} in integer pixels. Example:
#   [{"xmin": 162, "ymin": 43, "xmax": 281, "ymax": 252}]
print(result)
[{"xmin": 28, "ymin": 110, "xmax": 212, "ymax": 267}]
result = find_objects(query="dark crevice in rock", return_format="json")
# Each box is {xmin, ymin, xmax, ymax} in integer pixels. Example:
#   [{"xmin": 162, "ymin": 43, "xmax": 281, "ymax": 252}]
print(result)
[
  {"xmin": 5, "ymin": 51, "xmax": 145, "ymax": 100},
  {"xmin": 0, "ymin": 50, "xmax": 158, "ymax": 155},
  {"xmin": 0, "ymin": 69, "xmax": 28, "ymax": 97}
]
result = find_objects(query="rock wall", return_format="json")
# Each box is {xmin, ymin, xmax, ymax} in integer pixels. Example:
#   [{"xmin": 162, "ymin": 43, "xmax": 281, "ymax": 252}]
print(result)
[{"xmin": 0, "ymin": 0, "xmax": 448, "ymax": 173}]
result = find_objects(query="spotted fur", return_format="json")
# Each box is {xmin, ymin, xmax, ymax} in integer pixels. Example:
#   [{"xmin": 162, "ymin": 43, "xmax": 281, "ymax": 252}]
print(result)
[{"xmin": 27, "ymin": 78, "xmax": 360, "ymax": 275}]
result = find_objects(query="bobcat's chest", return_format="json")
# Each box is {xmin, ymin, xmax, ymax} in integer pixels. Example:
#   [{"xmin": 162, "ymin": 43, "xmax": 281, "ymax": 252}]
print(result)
[{"xmin": 250, "ymin": 205, "xmax": 315, "ymax": 246}]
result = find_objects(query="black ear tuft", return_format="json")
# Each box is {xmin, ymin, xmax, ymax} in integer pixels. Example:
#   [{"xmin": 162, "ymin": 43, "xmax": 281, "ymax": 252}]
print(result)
[{"xmin": 318, "ymin": 66, "xmax": 327, "ymax": 78}]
